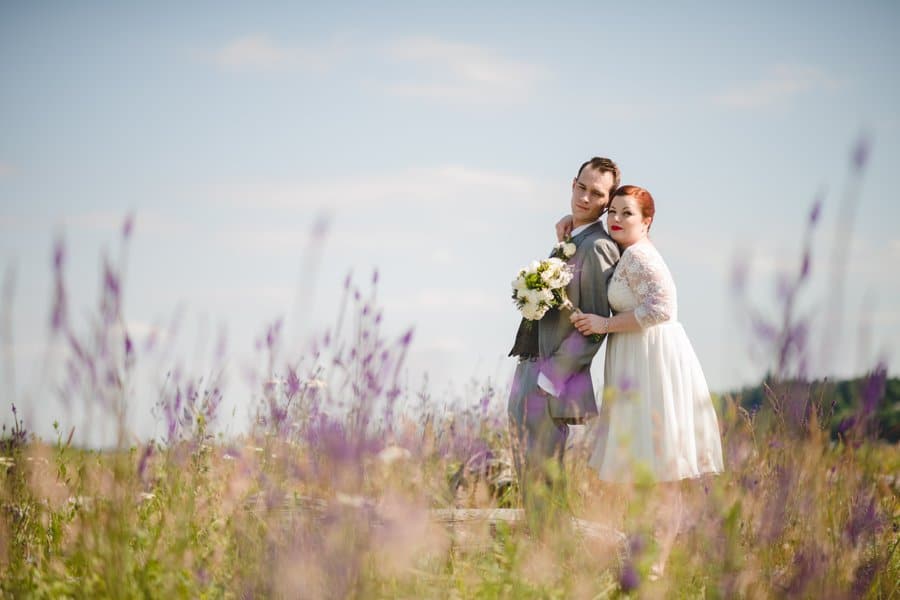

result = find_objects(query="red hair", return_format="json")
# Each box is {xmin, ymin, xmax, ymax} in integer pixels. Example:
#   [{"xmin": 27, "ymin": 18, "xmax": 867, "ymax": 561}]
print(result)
[{"xmin": 614, "ymin": 185, "xmax": 655, "ymax": 226}]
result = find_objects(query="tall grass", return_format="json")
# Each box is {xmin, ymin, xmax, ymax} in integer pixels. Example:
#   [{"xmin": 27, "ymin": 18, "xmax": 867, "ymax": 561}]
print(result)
[{"xmin": 2, "ymin": 143, "xmax": 898, "ymax": 598}]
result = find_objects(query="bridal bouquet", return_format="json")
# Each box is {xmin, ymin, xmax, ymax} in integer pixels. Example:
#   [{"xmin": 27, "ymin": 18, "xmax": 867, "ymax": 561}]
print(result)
[{"xmin": 511, "ymin": 257, "xmax": 574, "ymax": 321}]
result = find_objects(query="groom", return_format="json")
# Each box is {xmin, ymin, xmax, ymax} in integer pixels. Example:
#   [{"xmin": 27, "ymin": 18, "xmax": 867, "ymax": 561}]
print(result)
[{"xmin": 507, "ymin": 156, "xmax": 620, "ymax": 529}]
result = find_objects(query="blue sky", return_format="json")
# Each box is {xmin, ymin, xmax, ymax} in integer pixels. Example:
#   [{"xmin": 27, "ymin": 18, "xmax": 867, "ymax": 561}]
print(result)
[{"xmin": 2, "ymin": 1, "xmax": 899, "ymax": 442}]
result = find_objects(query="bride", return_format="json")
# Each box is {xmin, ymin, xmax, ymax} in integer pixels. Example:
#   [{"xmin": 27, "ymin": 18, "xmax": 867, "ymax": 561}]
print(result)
[{"xmin": 566, "ymin": 184, "xmax": 723, "ymax": 574}]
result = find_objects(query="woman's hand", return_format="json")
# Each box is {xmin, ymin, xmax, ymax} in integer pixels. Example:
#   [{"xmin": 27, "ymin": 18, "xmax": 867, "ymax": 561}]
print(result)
[
  {"xmin": 555, "ymin": 214, "xmax": 574, "ymax": 241},
  {"xmin": 570, "ymin": 311, "xmax": 607, "ymax": 336}
]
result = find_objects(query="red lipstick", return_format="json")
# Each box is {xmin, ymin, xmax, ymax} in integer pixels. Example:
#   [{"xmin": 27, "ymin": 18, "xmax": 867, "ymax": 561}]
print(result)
[{"xmin": 611, "ymin": 225, "xmax": 623, "ymax": 231}]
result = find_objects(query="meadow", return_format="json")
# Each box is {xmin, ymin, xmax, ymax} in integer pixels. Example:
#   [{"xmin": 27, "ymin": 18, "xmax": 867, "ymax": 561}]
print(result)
[{"xmin": 2, "ymin": 159, "xmax": 898, "ymax": 598}]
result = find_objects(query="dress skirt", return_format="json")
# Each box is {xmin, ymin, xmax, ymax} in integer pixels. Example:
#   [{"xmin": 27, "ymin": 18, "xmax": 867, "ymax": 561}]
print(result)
[{"xmin": 588, "ymin": 321, "xmax": 724, "ymax": 483}]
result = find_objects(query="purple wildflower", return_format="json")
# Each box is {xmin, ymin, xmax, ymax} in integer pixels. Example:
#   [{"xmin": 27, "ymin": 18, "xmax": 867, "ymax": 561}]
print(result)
[
  {"xmin": 852, "ymin": 134, "xmax": 871, "ymax": 171},
  {"xmin": 785, "ymin": 546, "xmax": 825, "ymax": 597},
  {"xmin": 808, "ymin": 197, "xmax": 822, "ymax": 225},
  {"xmin": 750, "ymin": 316, "xmax": 777, "ymax": 343},
  {"xmin": 619, "ymin": 562, "xmax": 640, "ymax": 592},
  {"xmin": 122, "ymin": 213, "xmax": 134, "ymax": 239},
  {"xmin": 51, "ymin": 284, "xmax": 66, "ymax": 332},
  {"xmin": 761, "ymin": 465, "xmax": 792, "ymax": 543},
  {"xmin": 844, "ymin": 491, "xmax": 884, "ymax": 545},
  {"xmin": 311, "ymin": 214, "xmax": 329, "ymax": 239},
  {"xmin": 627, "ymin": 532, "xmax": 646, "ymax": 556},
  {"xmin": 51, "ymin": 240, "xmax": 68, "ymax": 333},
  {"xmin": 775, "ymin": 273, "xmax": 791, "ymax": 303},
  {"xmin": 265, "ymin": 319, "xmax": 282, "ymax": 352},
  {"xmin": 206, "ymin": 387, "xmax": 222, "ymax": 419},
  {"xmin": 53, "ymin": 239, "xmax": 65, "ymax": 269},
  {"xmin": 799, "ymin": 251, "xmax": 811, "ymax": 280},
  {"xmin": 101, "ymin": 260, "xmax": 121, "ymax": 324},
  {"xmin": 852, "ymin": 557, "xmax": 881, "ymax": 596},
  {"xmin": 617, "ymin": 375, "xmax": 636, "ymax": 393},
  {"xmin": 730, "ymin": 257, "xmax": 748, "ymax": 295},
  {"xmin": 137, "ymin": 443, "xmax": 154, "ymax": 480},
  {"xmin": 860, "ymin": 364, "xmax": 886, "ymax": 417},
  {"xmin": 285, "ymin": 367, "xmax": 301, "ymax": 400}
]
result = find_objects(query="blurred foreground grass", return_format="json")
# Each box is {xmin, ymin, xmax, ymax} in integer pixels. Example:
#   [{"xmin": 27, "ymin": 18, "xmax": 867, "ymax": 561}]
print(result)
[{"xmin": 1, "ymin": 392, "xmax": 898, "ymax": 598}]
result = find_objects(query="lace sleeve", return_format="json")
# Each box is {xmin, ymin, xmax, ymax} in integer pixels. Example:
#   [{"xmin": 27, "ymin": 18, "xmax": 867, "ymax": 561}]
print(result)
[{"xmin": 620, "ymin": 243, "xmax": 676, "ymax": 328}]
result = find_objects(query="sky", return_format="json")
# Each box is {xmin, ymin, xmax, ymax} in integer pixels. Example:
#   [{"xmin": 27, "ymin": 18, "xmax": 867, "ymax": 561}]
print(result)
[{"xmin": 2, "ymin": 1, "xmax": 899, "ymax": 443}]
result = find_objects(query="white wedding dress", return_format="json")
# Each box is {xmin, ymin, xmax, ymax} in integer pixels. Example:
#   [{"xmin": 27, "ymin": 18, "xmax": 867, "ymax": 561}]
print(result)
[{"xmin": 589, "ymin": 239, "xmax": 724, "ymax": 482}]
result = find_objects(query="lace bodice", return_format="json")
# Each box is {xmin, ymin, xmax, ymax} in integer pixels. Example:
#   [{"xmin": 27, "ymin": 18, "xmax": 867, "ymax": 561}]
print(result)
[{"xmin": 607, "ymin": 240, "xmax": 677, "ymax": 328}]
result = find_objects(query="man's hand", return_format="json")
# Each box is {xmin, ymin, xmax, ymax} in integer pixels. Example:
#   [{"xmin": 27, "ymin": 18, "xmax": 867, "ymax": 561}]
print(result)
[{"xmin": 555, "ymin": 214, "xmax": 574, "ymax": 241}]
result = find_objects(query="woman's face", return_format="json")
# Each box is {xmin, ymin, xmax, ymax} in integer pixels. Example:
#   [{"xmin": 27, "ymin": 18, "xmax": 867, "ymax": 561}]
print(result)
[{"xmin": 607, "ymin": 194, "xmax": 651, "ymax": 247}]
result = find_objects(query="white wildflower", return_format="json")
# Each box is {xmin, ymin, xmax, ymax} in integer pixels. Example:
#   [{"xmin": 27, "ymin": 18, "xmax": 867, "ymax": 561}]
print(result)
[
  {"xmin": 378, "ymin": 445, "xmax": 412, "ymax": 466},
  {"xmin": 336, "ymin": 492, "xmax": 369, "ymax": 508}
]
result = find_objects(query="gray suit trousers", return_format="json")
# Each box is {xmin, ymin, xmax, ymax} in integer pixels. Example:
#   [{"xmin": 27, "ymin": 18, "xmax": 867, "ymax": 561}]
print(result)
[{"xmin": 508, "ymin": 359, "xmax": 570, "ymax": 528}]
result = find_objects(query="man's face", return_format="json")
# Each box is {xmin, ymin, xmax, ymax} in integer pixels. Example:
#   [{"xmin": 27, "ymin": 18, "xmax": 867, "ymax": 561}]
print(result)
[{"xmin": 570, "ymin": 167, "xmax": 615, "ymax": 228}]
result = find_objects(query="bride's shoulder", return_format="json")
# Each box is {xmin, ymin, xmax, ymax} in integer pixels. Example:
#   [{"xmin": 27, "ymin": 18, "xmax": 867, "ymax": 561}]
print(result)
[
  {"xmin": 621, "ymin": 241, "xmax": 668, "ymax": 275},
  {"xmin": 623, "ymin": 240, "xmax": 659, "ymax": 262}
]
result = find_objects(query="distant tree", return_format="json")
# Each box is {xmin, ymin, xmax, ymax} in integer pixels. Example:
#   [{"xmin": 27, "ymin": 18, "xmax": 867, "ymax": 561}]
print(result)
[{"xmin": 725, "ymin": 372, "xmax": 899, "ymax": 443}]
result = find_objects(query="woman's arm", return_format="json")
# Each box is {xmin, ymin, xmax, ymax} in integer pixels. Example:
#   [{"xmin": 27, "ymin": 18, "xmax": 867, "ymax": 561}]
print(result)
[
  {"xmin": 570, "ymin": 310, "xmax": 642, "ymax": 336},
  {"xmin": 556, "ymin": 214, "xmax": 574, "ymax": 241},
  {"xmin": 570, "ymin": 244, "xmax": 675, "ymax": 336}
]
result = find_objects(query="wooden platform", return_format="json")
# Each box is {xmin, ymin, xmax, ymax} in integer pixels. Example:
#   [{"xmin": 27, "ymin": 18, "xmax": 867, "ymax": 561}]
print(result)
[{"xmin": 431, "ymin": 508, "xmax": 626, "ymax": 543}]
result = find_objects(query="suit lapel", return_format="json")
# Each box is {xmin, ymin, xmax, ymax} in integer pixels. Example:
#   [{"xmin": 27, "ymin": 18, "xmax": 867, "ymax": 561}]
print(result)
[{"xmin": 571, "ymin": 221, "xmax": 604, "ymax": 247}]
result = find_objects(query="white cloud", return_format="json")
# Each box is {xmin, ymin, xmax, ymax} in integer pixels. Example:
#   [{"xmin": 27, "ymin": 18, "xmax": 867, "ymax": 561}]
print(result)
[
  {"xmin": 712, "ymin": 64, "xmax": 839, "ymax": 109},
  {"xmin": 591, "ymin": 102, "xmax": 661, "ymax": 122},
  {"xmin": 430, "ymin": 248, "xmax": 454, "ymax": 265},
  {"xmin": 211, "ymin": 165, "xmax": 542, "ymax": 211},
  {"xmin": 0, "ymin": 215, "xmax": 26, "ymax": 231},
  {"xmin": 61, "ymin": 211, "xmax": 188, "ymax": 237},
  {"xmin": 62, "ymin": 211, "xmax": 128, "ymax": 232},
  {"xmin": 888, "ymin": 238, "xmax": 900, "ymax": 259},
  {"xmin": 389, "ymin": 288, "xmax": 504, "ymax": 314},
  {"xmin": 871, "ymin": 308, "xmax": 900, "ymax": 326},
  {"xmin": 383, "ymin": 37, "xmax": 547, "ymax": 104},
  {"xmin": 416, "ymin": 335, "xmax": 467, "ymax": 353},
  {"xmin": 212, "ymin": 228, "xmax": 320, "ymax": 255},
  {"xmin": 208, "ymin": 34, "xmax": 346, "ymax": 73},
  {"xmin": 1, "ymin": 340, "xmax": 45, "ymax": 362},
  {"xmin": 124, "ymin": 319, "xmax": 172, "ymax": 339}
]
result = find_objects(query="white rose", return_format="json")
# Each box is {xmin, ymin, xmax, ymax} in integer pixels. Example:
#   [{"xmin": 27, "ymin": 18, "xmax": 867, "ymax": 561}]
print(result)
[
  {"xmin": 512, "ymin": 275, "xmax": 529, "ymax": 295},
  {"xmin": 564, "ymin": 242, "xmax": 576, "ymax": 258},
  {"xmin": 545, "ymin": 262, "xmax": 571, "ymax": 288},
  {"xmin": 546, "ymin": 257, "xmax": 565, "ymax": 269},
  {"xmin": 521, "ymin": 300, "xmax": 540, "ymax": 320},
  {"xmin": 524, "ymin": 288, "xmax": 543, "ymax": 305},
  {"xmin": 523, "ymin": 301, "xmax": 548, "ymax": 320}
]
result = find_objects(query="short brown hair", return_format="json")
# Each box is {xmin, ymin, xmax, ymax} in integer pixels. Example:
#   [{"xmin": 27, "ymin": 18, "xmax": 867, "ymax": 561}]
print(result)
[{"xmin": 576, "ymin": 157, "xmax": 621, "ymax": 197}]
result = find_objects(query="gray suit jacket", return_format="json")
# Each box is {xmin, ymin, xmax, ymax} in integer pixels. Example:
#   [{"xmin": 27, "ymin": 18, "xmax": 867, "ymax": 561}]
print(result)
[{"xmin": 509, "ymin": 221, "xmax": 620, "ymax": 422}]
